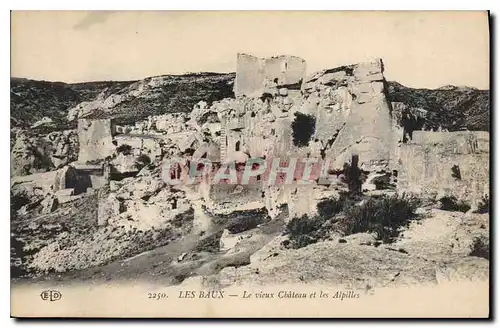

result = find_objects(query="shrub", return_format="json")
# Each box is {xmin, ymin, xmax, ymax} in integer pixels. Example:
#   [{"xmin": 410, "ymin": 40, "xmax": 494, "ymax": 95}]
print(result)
[
  {"xmin": 340, "ymin": 156, "xmax": 363, "ymax": 198},
  {"xmin": 469, "ymin": 237, "xmax": 489, "ymax": 260},
  {"xmin": 135, "ymin": 154, "xmax": 151, "ymax": 170},
  {"xmin": 317, "ymin": 193, "xmax": 351, "ymax": 219},
  {"xmin": 116, "ymin": 144, "xmax": 132, "ymax": 155},
  {"xmin": 85, "ymin": 158, "xmax": 104, "ymax": 165},
  {"xmin": 337, "ymin": 194, "xmax": 420, "ymax": 243},
  {"xmin": 439, "ymin": 196, "xmax": 471, "ymax": 213},
  {"xmin": 11, "ymin": 191, "xmax": 31, "ymax": 218},
  {"xmin": 284, "ymin": 215, "xmax": 324, "ymax": 249},
  {"xmin": 194, "ymin": 230, "xmax": 223, "ymax": 253},
  {"xmin": 474, "ymin": 195, "xmax": 489, "ymax": 214}
]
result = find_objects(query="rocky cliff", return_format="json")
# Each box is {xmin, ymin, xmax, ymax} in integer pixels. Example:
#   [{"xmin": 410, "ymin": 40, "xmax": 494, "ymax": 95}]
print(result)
[{"xmin": 10, "ymin": 54, "xmax": 490, "ymax": 289}]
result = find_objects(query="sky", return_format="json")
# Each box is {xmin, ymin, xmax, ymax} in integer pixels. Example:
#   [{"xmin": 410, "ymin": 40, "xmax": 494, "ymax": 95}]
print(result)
[{"xmin": 11, "ymin": 11, "xmax": 490, "ymax": 89}]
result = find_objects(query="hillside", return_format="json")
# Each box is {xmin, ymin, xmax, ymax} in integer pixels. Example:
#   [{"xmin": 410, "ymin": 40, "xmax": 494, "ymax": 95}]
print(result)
[
  {"xmin": 71, "ymin": 72, "xmax": 236, "ymax": 124},
  {"xmin": 11, "ymin": 75, "xmax": 488, "ymax": 133},
  {"xmin": 10, "ymin": 78, "xmax": 135, "ymax": 128},
  {"xmin": 386, "ymin": 81, "xmax": 490, "ymax": 131},
  {"xmin": 10, "ymin": 72, "xmax": 235, "ymax": 130}
]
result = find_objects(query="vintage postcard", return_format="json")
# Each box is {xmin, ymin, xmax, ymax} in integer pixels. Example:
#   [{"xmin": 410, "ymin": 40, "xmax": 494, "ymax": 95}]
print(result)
[{"xmin": 10, "ymin": 10, "xmax": 490, "ymax": 318}]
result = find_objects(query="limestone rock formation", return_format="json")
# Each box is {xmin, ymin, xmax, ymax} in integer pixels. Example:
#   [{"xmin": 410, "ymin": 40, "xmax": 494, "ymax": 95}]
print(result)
[
  {"xmin": 398, "ymin": 131, "xmax": 489, "ymax": 206},
  {"xmin": 45, "ymin": 130, "xmax": 79, "ymax": 168},
  {"xmin": 10, "ymin": 53, "xmax": 490, "ymax": 290},
  {"xmin": 10, "ymin": 130, "xmax": 79, "ymax": 176},
  {"xmin": 303, "ymin": 59, "xmax": 397, "ymax": 171},
  {"xmin": 77, "ymin": 119, "xmax": 115, "ymax": 163}
]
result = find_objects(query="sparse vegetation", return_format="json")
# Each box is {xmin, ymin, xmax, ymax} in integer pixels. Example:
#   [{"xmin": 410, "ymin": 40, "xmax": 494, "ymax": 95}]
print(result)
[
  {"xmin": 317, "ymin": 194, "xmax": 349, "ymax": 219},
  {"xmin": 337, "ymin": 194, "xmax": 420, "ymax": 243},
  {"xmin": 116, "ymin": 144, "xmax": 132, "ymax": 155},
  {"xmin": 387, "ymin": 81, "xmax": 490, "ymax": 132},
  {"xmin": 10, "ymin": 190, "xmax": 32, "ymax": 218},
  {"xmin": 284, "ymin": 193, "xmax": 420, "ymax": 248},
  {"xmin": 474, "ymin": 195, "xmax": 489, "ymax": 214},
  {"xmin": 439, "ymin": 196, "xmax": 471, "ymax": 213},
  {"xmin": 340, "ymin": 156, "xmax": 364, "ymax": 198},
  {"xmin": 469, "ymin": 237, "xmax": 489, "ymax": 260},
  {"xmin": 135, "ymin": 154, "xmax": 152, "ymax": 170},
  {"xmin": 194, "ymin": 231, "xmax": 223, "ymax": 254},
  {"xmin": 284, "ymin": 215, "xmax": 324, "ymax": 249}
]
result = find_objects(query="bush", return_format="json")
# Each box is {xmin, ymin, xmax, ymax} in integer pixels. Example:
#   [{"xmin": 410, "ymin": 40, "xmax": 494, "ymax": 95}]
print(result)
[
  {"xmin": 11, "ymin": 191, "xmax": 31, "ymax": 218},
  {"xmin": 317, "ymin": 193, "xmax": 352, "ymax": 219},
  {"xmin": 284, "ymin": 215, "xmax": 325, "ymax": 249},
  {"xmin": 340, "ymin": 156, "xmax": 364, "ymax": 198},
  {"xmin": 439, "ymin": 196, "xmax": 471, "ymax": 213},
  {"xmin": 116, "ymin": 144, "xmax": 132, "ymax": 155},
  {"xmin": 469, "ymin": 237, "xmax": 489, "ymax": 260},
  {"xmin": 284, "ymin": 195, "xmax": 353, "ymax": 249},
  {"xmin": 337, "ymin": 194, "xmax": 420, "ymax": 243},
  {"xmin": 284, "ymin": 193, "xmax": 421, "ymax": 248},
  {"xmin": 474, "ymin": 195, "xmax": 489, "ymax": 214},
  {"xmin": 135, "ymin": 154, "xmax": 151, "ymax": 170}
]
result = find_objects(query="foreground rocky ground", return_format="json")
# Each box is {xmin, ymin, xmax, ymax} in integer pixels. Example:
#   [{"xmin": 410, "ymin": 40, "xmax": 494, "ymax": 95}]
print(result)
[
  {"xmin": 12, "ymin": 192, "xmax": 489, "ymax": 290},
  {"xmin": 10, "ymin": 56, "xmax": 490, "ymax": 290}
]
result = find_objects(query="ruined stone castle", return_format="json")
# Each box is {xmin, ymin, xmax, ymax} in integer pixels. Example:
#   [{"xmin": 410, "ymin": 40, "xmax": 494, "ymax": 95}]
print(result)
[{"xmin": 16, "ymin": 53, "xmax": 488, "ymax": 223}]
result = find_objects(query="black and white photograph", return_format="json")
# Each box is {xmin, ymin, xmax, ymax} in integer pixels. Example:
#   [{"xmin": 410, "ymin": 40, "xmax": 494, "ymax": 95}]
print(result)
[{"xmin": 9, "ymin": 10, "xmax": 491, "ymax": 318}]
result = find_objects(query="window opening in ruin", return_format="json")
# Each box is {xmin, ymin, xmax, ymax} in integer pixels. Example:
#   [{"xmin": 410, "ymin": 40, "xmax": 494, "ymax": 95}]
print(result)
[
  {"xmin": 235, "ymin": 141, "xmax": 241, "ymax": 151},
  {"xmin": 451, "ymin": 164, "xmax": 462, "ymax": 180},
  {"xmin": 172, "ymin": 198, "xmax": 178, "ymax": 210},
  {"xmin": 291, "ymin": 112, "xmax": 316, "ymax": 147}
]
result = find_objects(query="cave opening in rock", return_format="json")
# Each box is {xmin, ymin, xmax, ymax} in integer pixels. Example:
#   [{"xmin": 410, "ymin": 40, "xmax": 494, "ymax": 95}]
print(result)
[{"xmin": 292, "ymin": 112, "xmax": 316, "ymax": 147}]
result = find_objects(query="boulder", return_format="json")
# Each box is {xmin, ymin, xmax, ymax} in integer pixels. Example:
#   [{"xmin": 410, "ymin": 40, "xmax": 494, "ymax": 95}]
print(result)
[
  {"xmin": 31, "ymin": 116, "xmax": 54, "ymax": 128},
  {"xmin": 40, "ymin": 194, "xmax": 58, "ymax": 215}
]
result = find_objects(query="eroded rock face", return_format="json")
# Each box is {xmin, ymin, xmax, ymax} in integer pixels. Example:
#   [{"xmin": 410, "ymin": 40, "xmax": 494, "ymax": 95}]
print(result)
[
  {"xmin": 77, "ymin": 119, "xmax": 115, "ymax": 163},
  {"xmin": 304, "ymin": 59, "xmax": 397, "ymax": 171},
  {"xmin": 11, "ymin": 54, "xmax": 489, "ymax": 287},
  {"xmin": 45, "ymin": 130, "xmax": 79, "ymax": 168},
  {"xmin": 398, "ymin": 131, "xmax": 489, "ymax": 207},
  {"xmin": 10, "ymin": 130, "xmax": 79, "ymax": 176}
]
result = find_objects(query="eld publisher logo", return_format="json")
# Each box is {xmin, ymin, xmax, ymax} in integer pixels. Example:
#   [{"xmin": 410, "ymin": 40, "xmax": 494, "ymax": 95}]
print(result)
[{"xmin": 40, "ymin": 290, "xmax": 62, "ymax": 302}]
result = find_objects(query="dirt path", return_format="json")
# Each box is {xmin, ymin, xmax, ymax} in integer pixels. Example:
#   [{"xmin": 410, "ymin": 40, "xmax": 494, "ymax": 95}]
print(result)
[{"xmin": 14, "ymin": 215, "xmax": 285, "ymax": 287}]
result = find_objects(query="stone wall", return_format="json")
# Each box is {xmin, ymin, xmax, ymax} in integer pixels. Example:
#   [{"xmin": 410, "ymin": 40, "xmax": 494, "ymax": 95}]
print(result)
[
  {"xmin": 410, "ymin": 131, "xmax": 489, "ymax": 153},
  {"xmin": 307, "ymin": 59, "xmax": 397, "ymax": 171},
  {"xmin": 77, "ymin": 119, "xmax": 115, "ymax": 163},
  {"xmin": 398, "ymin": 131, "xmax": 490, "ymax": 207},
  {"xmin": 234, "ymin": 53, "xmax": 306, "ymax": 98}
]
